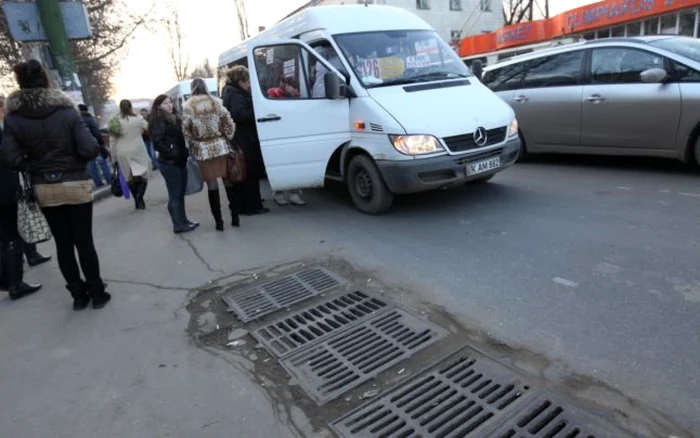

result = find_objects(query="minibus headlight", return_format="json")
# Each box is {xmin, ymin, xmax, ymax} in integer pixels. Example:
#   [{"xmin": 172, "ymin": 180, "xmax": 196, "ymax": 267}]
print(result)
[
  {"xmin": 389, "ymin": 135, "xmax": 444, "ymax": 155},
  {"xmin": 507, "ymin": 119, "xmax": 519, "ymax": 138}
]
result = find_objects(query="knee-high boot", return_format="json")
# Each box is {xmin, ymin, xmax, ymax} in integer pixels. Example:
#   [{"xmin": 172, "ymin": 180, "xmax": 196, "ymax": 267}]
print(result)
[
  {"xmin": 1, "ymin": 240, "xmax": 41, "ymax": 300},
  {"xmin": 207, "ymin": 190, "xmax": 224, "ymax": 231},
  {"xmin": 136, "ymin": 179, "xmax": 147, "ymax": 210},
  {"xmin": 224, "ymin": 186, "xmax": 240, "ymax": 228}
]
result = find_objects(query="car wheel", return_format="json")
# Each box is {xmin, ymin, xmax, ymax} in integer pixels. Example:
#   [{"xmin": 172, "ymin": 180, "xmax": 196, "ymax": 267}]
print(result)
[
  {"xmin": 694, "ymin": 136, "xmax": 700, "ymax": 168},
  {"xmin": 347, "ymin": 155, "xmax": 394, "ymax": 215},
  {"xmin": 470, "ymin": 175, "xmax": 494, "ymax": 184},
  {"xmin": 516, "ymin": 131, "xmax": 528, "ymax": 162}
]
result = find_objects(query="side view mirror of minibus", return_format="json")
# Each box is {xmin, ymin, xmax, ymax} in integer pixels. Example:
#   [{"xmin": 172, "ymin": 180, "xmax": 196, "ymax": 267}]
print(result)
[
  {"xmin": 640, "ymin": 67, "xmax": 668, "ymax": 84},
  {"xmin": 324, "ymin": 72, "xmax": 348, "ymax": 99}
]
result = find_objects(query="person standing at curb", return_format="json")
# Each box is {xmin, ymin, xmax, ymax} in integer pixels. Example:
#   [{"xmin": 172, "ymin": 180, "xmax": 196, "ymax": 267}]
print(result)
[
  {"xmin": 109, "ymin": 100, "xmax": 150, "ymax": 210},
  {"xmin": 79, "ymin": 104, "xmax": 113, "ymax": 187},
  {"xmin": 0, "ymin": 60, "xmax": 109, "ymax": 310}
]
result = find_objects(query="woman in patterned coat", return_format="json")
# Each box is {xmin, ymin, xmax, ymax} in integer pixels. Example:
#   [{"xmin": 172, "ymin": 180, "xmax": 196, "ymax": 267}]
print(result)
[{"xmin": 182, "ymin": 78, "xmax": 238, "ymax": 231}]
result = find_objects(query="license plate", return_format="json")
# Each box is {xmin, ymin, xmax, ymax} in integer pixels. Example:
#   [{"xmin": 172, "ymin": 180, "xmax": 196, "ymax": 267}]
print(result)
[{"xmin": 467, "ymin": 156, "xmax": 500, "ymax": 176}]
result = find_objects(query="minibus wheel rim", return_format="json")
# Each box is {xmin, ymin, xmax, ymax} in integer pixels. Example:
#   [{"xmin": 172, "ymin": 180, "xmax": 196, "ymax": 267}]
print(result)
[{"xmin": 355, "ymin": 170, "xmax": 373, "ymax": 199}]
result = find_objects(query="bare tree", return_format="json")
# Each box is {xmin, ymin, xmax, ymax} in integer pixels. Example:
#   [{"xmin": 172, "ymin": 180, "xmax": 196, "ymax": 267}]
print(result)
[
  {"xmin": 159, "ymin": 1, "xmax": 190, "ymax": 82},
  {"xmin": 234, "ymin": 0, "xmax": 250, "ymax": 41},
  {"xmin": 503, "ymin": 0, "xmax": 549, "ymax": 25},
  {"xmin": 189, "ymin": 58, "xmax": 215, "ymax": 79}
]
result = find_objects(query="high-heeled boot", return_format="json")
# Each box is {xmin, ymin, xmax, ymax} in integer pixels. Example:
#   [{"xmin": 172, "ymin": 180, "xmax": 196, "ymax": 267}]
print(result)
[
  {"xmin": 207, "ymin": 189, "xmax": 224, "ymax": 231},
  {"xmin": 224, "ymin": 186, "xmax": 240, "ymax": 227}
]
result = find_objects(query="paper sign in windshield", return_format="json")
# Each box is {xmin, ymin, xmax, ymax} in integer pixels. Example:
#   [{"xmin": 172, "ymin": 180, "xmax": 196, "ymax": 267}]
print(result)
[
  {"xmin": 405, "ymin": 54, "xmax": 431, "ymax": 69},
  {"xmin": 359, "ymin": 57, "xmax": 405, "ymax": 80},
  {"xmin": 283, "ymin": 59, "xmax": 296, "ymax": 78}
]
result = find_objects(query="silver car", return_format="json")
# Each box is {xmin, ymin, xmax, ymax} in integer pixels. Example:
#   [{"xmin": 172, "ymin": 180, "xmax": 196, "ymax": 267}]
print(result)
[{"xmin": 481, "ymin": 36, "xmax": 700, "ymax": 167}]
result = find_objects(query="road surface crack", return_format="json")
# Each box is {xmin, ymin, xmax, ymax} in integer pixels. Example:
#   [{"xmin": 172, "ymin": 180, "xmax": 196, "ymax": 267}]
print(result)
[
  {"xmin": 180, "ymin": 235, "xmax": 225, "ymax": 274},
  {"xmin": 103, "ymin": 279, "xmax": 190, "ymax": 291}
]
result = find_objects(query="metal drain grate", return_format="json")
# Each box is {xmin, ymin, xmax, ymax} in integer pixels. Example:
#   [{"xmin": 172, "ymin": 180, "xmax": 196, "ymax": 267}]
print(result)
[
  {"xmin": 221, "ymin": 267, "xmax": 344, "ymax": 322},
  {"xmin": 331, "ymin": 348, "xmax": 530, "ymax": 437},
  {"xmin": 486, "ymin": 395, "xmax": 630, "ymax": 438},
  {"xmin": 252, "ymin": 291, "xmax": 391, "ymax": 358},
  {"xmin": 282, "ymin": 308, "xmax": 448, "ymax": 405}
]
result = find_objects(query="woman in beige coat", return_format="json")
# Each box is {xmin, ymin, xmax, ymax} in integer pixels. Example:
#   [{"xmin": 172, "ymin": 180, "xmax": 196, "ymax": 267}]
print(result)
[
  {"xmin": 110, "ymin": 99, "xmax": 150, "ymax": 209},
  {"xmin": 182, "ymin": 78, "xmax": 237, "ymax": 231}
]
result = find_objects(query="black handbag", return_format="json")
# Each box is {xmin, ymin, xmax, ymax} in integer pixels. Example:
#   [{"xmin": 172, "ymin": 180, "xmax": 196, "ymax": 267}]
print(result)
[{"xmin": 110, "ymin": 163, "xmax": 123, "ymax": 197}]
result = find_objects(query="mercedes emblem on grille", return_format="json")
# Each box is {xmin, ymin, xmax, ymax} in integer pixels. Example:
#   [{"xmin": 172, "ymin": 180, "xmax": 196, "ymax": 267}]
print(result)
[{"xmin": 474, "ymin": 127, "xmax": 488, "ymax": 147}]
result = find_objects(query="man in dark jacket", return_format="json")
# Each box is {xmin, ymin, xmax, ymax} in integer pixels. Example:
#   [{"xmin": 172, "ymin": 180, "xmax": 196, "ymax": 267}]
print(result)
[{"xmin": 79, "ymin": 104, "xmax": 113, "ymax": 187}]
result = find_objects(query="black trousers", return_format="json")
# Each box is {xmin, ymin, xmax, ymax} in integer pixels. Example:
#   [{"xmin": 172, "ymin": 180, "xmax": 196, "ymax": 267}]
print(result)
[
  {"xmin": 0, "ymin": 203, "xmax": 20, "ymax": 243},
  {"xmin": 42, "ymin": 202, "xmax": 101, "ymax": 285}
]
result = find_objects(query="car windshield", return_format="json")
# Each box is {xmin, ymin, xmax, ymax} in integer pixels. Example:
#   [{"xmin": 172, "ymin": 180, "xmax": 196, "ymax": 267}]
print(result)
[
  {"xmin": 648, "ymin": 37, "xmax": 700, "ymax": 63},
  {"xmin": 333, "ymin": 30, "xmax": 472, "ymax": 88}
]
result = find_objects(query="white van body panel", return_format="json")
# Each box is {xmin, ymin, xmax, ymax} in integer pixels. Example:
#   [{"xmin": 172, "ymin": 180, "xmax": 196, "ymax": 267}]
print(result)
[{"xmin": 367, "ymin": 82, "xmax": 515, "ymax": 142}]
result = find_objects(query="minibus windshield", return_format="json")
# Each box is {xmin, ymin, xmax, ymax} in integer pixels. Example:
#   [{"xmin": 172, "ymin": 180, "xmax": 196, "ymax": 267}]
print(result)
[{"xmin": 334, "ymin": 30, "xmax": 472, "ymax": 88}]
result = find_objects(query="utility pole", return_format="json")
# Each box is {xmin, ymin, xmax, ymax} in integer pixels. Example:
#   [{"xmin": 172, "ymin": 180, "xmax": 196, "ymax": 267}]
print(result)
[{"xmin": 36, "ymin": 0, "xmax": 80, "ymax": 92}]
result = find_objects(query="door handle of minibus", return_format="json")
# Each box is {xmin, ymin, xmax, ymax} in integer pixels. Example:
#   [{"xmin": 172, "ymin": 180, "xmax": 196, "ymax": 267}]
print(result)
[
  {"xmin": 514, "ymin": 95, "xmax": 529, "ymax": 103},
  {"xmin": 257, "ymin": 115, "xmax": 281, "ymax": 122},
  {"xmin": 585, "ymin": 94, "xmax": 605, "ymax": 103}
]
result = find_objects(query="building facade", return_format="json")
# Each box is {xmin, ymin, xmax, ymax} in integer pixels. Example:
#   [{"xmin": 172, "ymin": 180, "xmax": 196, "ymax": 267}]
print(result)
[{"xmin": 289, "ymin": 0, "xmax": 504, "ymax": 44}]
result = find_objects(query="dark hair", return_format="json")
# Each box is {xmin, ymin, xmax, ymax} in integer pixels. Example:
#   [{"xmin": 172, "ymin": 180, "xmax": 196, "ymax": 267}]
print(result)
[
  {"xmin": 148, "ymin": 94, "xmax": 178, "ymax": 124},
  {"xmin": 78, "ymin": 104, "xmax": 88, "ymax": 112},
  {"xmin": 226, "ymin": 65, "xmax": 250, "ymax": 85},
  {"xmin": 13, "ymin": 59, "xmax": 50, "ymax": 89},
  {"xmin": 119, "ymin": 99, "xmax": 136, "ymax": 119}
]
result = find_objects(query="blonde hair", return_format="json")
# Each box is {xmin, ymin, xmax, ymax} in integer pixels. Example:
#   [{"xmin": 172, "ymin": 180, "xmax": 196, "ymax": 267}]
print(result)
[{"xmin": 226, "ymin": 65, "xmax": 250, "ymax": 85}]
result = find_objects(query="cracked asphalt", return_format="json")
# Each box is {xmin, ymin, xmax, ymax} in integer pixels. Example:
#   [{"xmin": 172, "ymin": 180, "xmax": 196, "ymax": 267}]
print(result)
[{"xmin": 0, "ymin": 155, "xmax": 698, "ymax": 437}]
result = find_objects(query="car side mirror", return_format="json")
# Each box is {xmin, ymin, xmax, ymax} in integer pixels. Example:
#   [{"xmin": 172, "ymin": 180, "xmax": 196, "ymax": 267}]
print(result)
[
  {"xmin": 324, "ymin": 72, "xmax": 347, "ymax": 99},
  {"xmin": 640, "ymin": 68, "xmax": 668, "ymax": 83}
]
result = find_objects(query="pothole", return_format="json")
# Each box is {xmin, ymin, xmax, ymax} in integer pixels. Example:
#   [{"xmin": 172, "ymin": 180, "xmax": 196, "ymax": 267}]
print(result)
[{"xmin": 185, "ymin": 257, "xmax": 690, "ymax": 438}]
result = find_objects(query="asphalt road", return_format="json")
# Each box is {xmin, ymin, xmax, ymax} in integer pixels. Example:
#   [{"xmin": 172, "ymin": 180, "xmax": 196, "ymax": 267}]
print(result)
[{"xmin": 1, "ymin": 154, "xmax": 698, "ymax": 437}]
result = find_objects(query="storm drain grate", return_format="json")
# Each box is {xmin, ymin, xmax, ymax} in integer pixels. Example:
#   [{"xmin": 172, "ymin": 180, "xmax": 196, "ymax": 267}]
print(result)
[
  {"xmin": 282, "ymin": 308, "xmax": 448, "ymax": 405},
  {"xmin": 331, "ymin": 348, "xmax": 530, "ymax": 437},
  {"xmin": 486, "ymin": 395, "xmax": 630, "ymax": 438},
  {"xmin": 252, "ymin": 291, "xmax": 391, "ymax": 358},
  {"xmin": 221, "ymin": 267, "xmax": 345, "ymax": 322}
]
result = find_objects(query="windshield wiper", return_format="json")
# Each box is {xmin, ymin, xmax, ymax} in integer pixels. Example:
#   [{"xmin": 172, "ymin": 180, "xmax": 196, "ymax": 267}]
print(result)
[{"xmin": 370, "ymin": 72, "xmax": 470, "ymax": 88}]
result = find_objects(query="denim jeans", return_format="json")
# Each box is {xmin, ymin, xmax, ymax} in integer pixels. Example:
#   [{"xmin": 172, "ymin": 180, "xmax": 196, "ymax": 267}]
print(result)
[
  {"xmin": 159, "ymin": 162, "xmax": 188, "ymax": 229},
  {"xmin": 88, "ymin": 156, "xmax": 113, "ymax": 186},
  {"xmin": 144, "ymin": 139, "xmax": 159, "ymax": 170}
]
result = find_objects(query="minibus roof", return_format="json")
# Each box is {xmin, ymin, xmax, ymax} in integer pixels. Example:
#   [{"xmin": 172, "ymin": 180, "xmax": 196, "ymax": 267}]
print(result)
[{"xmin": 218, "ymin": 5, "xmax": 433, "ymax": 68}]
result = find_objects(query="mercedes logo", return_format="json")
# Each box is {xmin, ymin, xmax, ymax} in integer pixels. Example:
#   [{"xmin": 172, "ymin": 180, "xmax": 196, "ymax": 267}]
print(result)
[{"xmin": 474, "ymin": 127, "xmax": 488, "ymax": 147}]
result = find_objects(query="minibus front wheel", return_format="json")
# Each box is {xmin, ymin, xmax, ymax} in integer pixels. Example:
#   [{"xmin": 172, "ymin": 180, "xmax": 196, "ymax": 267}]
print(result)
[{"xmin": 347, "ymin": 155, "xmax": 394, "ymax": 215}]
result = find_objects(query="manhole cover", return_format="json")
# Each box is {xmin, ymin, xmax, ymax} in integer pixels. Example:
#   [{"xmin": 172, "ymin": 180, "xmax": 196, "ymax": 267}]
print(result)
[
  {"xmin": 282, "ymin": 308, "xmax": 448, "ymax": 405},
  {"xmin": 331, "ymin": 347, "xmax": 530, "ymax": 437},
  {"xmin": 221, "ymin": 267, "xmax": 345, "ymax": 322},
  {"xmin": 483, "ymin": 395, "xmax": 631, "ymax": 438},
  {"xmin": 253, "ymin": 291, "xmax": 391, "ymax": 358}
]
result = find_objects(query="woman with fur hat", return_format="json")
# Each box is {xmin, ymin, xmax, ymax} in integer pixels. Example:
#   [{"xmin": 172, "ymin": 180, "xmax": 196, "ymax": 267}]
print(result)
[
  {"xmin": 0, "ymin": 60, "xmax": 110, "ymax": 310},
  {"xmin": 182, "ymin": 77, "xmax": 239, "ymax": 231}
]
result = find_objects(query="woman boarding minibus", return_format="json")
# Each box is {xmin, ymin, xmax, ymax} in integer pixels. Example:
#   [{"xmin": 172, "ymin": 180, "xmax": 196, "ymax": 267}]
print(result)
[{"xmin": 217, "ymin": 4, "xmax": 521, "ymax": 215}]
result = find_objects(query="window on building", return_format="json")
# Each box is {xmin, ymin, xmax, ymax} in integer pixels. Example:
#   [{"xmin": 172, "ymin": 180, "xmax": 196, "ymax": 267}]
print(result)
[
  {"xmin": 590, "ymin": 48, "xmax": 663, "ymax": 84},
  {"xmin": 480, "ymin": 0, "xmax": 492, "ymax": 12},
  {"xmin": 611, "ymin": 26, "xmax": 625, "ymax": 37},
  {"xmin": 679, "ymin": 11, "xmax": 696, "ymax": 36},
  {"xmin": 450, "ymin": 30, "xmax": 462, "ymax": 40},
  {"xmin": 660, "ymin": 14, "xmax": 678, "ymax": 34},
  {"xmin": 645, "ymin": 17, "xmax": 659, "ymax": 35},
  {"xmin": 521, "ymin": 50, "xmax": 584, "ymax": 89},
  {"xmin": 416, "ymin": 0, "xmax": 429, "ymax": 10},
  {"xmin": 598, "ymin": 28, "xmax": 611, "ymax": 38},
  {"xmin": 450, "ymin": 0, "xmax": 462, "ymax": 11},
  {"xmin": 626, "ymin": 22, "xmax": 642, "ymax": 36}
]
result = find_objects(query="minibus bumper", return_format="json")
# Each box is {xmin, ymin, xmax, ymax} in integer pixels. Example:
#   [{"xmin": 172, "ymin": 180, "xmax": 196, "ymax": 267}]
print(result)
[{"xmin": 376, "ymin": 137, "xmax": 521, "ymax": 195}]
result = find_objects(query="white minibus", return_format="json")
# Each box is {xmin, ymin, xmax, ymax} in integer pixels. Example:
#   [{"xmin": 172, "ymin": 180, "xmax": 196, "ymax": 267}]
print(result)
[{"xmin": 217, "ymin": 5, "xmax": 520, "ymax": 214}]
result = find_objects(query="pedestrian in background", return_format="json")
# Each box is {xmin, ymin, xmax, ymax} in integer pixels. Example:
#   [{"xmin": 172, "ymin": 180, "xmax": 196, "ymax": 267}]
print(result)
[
  {"xmin": 183, "ymin": 77, "xmax": 239, "ymax": 231},
  {"xmin": 109, "ymin": 99, "xmax": 150, "ymax": 210},
  {"xmin": 149, "ymin": 94, "xmax": 198, "ymax": 234},
  {"xmin": 222, "ymin": 66, "xmax": 269, "ymax": 216},
  {"xmin": 79, "ymin": 103, "xmax": 113, "ymax": 187},
  {"xmin": 0, "ymin": 60, "xmax": 109, "ymax": 310},
  {"xmin": 140, "ymin": 108, "xmax": 159, "ymax": 171},
  {"xmin": 0, "ymin": 92, "xmax": 43, "ymax": 300}
]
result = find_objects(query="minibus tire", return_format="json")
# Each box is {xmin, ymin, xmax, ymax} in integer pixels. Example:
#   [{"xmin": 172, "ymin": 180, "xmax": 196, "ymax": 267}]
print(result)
[{"xmin": 347, "ymin": 155, "xmax": 394, "ymax": 215}]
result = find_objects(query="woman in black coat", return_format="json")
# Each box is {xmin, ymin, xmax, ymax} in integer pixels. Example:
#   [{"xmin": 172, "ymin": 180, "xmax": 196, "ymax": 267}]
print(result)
[
  {"xmin": 222, "ymin": 66, "xmax": 269, "ymax": 216},
  {"xmin": 0, "ymin": 97, "xmax": 42, "ymax": 300}
]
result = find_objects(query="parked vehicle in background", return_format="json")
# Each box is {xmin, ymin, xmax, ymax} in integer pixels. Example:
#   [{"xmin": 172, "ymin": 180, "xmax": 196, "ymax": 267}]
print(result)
[
  {"xmin": 481, "ymin": 36, "xmax": 700, "ymax": 167},
  {"xmin": 164, "ymin": 78, "xmax": 218, "ymax": 114},
  {"xmin": 217, "ymin": 5, "xmax": 520, "ymax": 214}
]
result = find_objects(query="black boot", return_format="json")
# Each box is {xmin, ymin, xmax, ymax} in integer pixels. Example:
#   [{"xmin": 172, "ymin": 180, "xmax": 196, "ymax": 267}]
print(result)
[
  {"xmin": 129, "ymin": 182, "xmax": 139, "ymax": 209},
  {"xmin": 66, "ymin": 281, "xmax": 90, "ymax": 311},
  {"xmin": 2, "ymin": 241, "xmax": 41, "ymax": 301},
  {"xmin": 224, "ymin": 186, "xmax": 241, "ymax": 228},
  {"xmin": 137, "ymin": 180, "xmax": 147, "ymax": 210},
  {"xmin": 23, "ymin": 242, "xmax": 51, "ymax": 267},
  {"xmin": 207, "ymin": 190, "xmax": 224, "ymax": 231},
  {"xmin": 86, "ymin": 280, "xmax": 111, "ymax": 309}
]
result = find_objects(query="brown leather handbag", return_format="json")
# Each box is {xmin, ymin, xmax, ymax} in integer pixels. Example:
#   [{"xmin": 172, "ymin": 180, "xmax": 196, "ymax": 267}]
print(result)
[{"xmin": 226, "ymin": 142, "xmax": 247, "ymax": 183}]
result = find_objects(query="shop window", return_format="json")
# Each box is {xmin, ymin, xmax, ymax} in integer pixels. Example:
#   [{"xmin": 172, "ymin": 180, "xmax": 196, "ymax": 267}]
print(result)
[
  {"xmin": 416, "ymin": 0, "xmax": 429, "ymax": 10},
  {"xmin": 660, "ymin": 14, "xmax": 677, "ymax": 34},
  {"xmin": 597, "ymin": 28, "xmax": 611, "ymax": 38},
  {"xmin": 582, "ymin": 32, "xmax": 595, "ymax": 40},
  {"xmin": 645, "ymin": 17, "xmax": 659, "ymax": 35},
  {"xmin": 611, "ymin": 26, "xmax": 625, "ymax": 37},
  {"xmin": 679, "ymin": 11, "xmax": 696, "ymax": 36},
  {"xmin": 590, "ymin": 48, "xmax": 663, "ymax": 84},
  {"xmin": 626, "ymin": 22, "xmax": 641, "ymax": 36}
]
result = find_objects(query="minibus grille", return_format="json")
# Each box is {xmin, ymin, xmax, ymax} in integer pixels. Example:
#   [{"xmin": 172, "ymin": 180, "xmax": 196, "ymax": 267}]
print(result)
[{"xmin": 443, "ymin": 126, "xmax": 507, "ymax": 153}]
